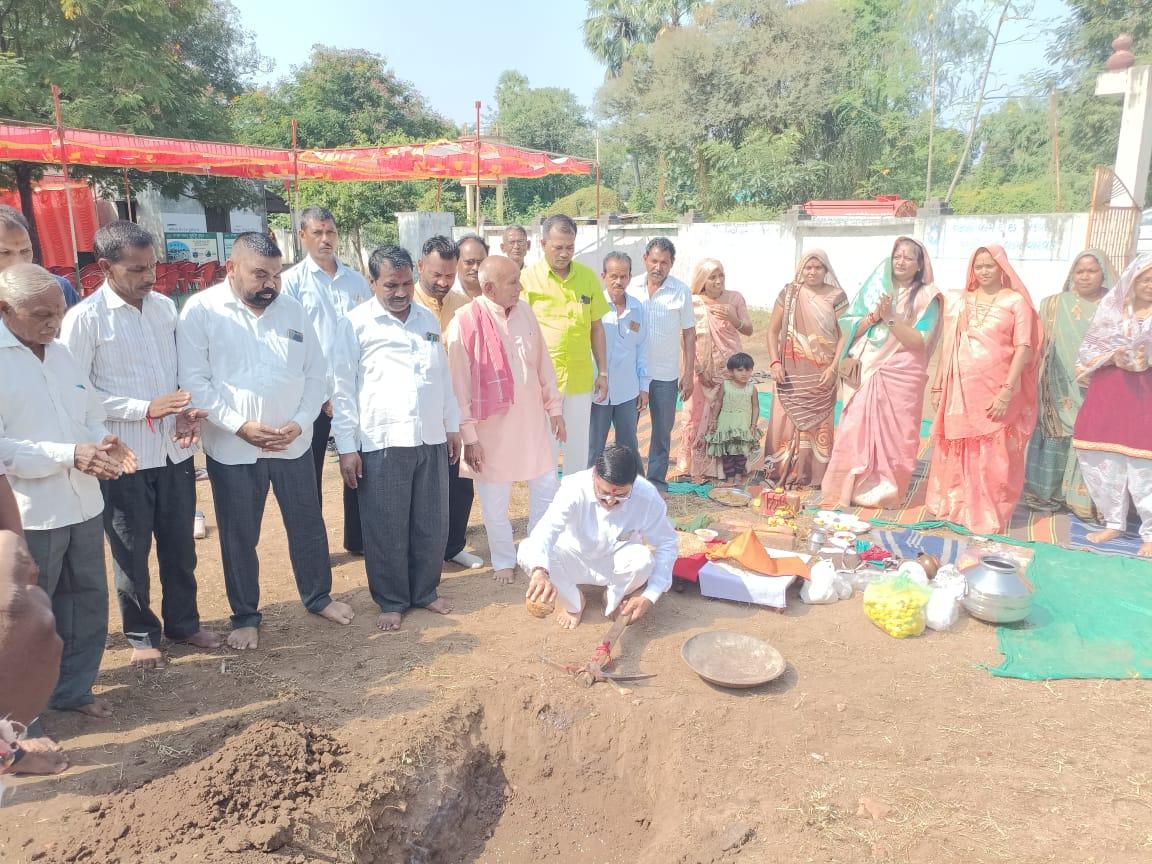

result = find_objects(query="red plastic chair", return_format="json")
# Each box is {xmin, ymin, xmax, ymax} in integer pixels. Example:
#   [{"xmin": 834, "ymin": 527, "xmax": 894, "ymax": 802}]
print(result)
[
  {"xmin": 80, "ymin": 270, "xmax": 105, "ymax": 296},
  {"xmin": 174, "ymin": 260, "xmax": 197, "ymax": 292}
]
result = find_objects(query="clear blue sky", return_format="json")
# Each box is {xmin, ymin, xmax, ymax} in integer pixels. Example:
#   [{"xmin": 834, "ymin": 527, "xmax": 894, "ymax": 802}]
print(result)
[{"xmin": 230, "ymin": 0, "xmax": 1071, "ymax": 128}]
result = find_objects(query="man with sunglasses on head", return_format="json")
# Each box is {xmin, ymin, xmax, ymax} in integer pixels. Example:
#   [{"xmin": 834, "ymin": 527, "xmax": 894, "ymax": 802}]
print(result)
[{"xmin": 520, "ymin": 444, "xmax": 676, "ymax": 630}]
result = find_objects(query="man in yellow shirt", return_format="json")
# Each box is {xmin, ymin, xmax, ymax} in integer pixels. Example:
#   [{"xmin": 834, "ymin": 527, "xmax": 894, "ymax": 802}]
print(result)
[
  {"xmin": 412, "ymin": 236, "xmax": 484, "ymax": 570},
  {"xmin": 522, "ymin": 214, "xmax": 609, "ymax": 474}
]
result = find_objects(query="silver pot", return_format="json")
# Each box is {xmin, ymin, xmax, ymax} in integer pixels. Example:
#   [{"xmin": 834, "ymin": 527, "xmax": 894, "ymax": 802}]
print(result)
[{"xmin": 960, "ymin": 555, "xmax": 1033, "ymax": 624}]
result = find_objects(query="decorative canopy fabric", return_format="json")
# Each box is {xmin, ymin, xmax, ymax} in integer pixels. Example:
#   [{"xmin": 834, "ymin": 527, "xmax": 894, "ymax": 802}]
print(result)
[{"xmin": 0, "ymin": 123, "xmax": 593, "ymax": 182}]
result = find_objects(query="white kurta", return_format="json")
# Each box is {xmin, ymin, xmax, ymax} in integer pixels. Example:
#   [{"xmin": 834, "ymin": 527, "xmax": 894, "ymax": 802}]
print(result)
[{"xmin": 518, "ymin": 469, "xmax": 677, "ymax": 614}]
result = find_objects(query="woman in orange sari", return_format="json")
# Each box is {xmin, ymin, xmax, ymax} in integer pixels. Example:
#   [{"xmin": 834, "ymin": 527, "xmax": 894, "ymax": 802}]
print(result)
[
  {"xmin": 764, "ymin": 250, "xmax": 848, "ymax": 488},
  {"xmin": 676, "ymin": 258, "xmax": 753, "ymax": 481},
  {"xmin": 926, "ymin": 245, "xmax": 1041, "ymax": 534}
]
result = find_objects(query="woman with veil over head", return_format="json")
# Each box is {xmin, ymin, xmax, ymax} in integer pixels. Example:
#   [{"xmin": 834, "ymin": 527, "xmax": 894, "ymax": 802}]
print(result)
[
  {"xmin": 1023, "ymin": 250, "xmax": 1115, "ymax": 519},
  {"xmin": 763, "ymin": 249, "xmax": 848, "ymax": 489},
  {"xmin": 822, "ymin": 237, "xmax": 943, "ymax": 509},
  {"xmin": 1072, "ymin": 253, "xmax": 1152, "ymax": 557},
  {"xmin": 925, "ymin": 245, "xmax": 1041, "ymax": 535}
]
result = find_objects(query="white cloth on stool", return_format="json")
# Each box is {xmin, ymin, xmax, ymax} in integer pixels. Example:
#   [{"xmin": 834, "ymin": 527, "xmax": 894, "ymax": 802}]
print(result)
[
  {"xmin": 523, "ymin": 538, "xmax": 654, "ymax": 615},
  {"xmin": 1076, "ymin": 449, "xmax": 1152, "ymax": 541},
  {"xmin": 476, "ymin": 471, "xmax": 558, "ymax": 571}
]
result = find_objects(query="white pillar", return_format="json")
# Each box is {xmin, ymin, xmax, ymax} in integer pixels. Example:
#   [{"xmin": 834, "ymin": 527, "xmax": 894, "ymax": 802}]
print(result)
[{"xmin": 1096, "ymin": 65, "xmax": 1152, "ymax": 207}]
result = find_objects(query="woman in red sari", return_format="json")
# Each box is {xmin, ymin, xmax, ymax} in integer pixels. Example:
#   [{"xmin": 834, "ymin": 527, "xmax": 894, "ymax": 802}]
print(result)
[
  {"xmin": 676, "ymin": 258, "xmax": 753, "ymax": 482},
  {"xmin": 763, "ymin": 250, "xmax": 848, "ymax": 488},
  {"xmin": 925, "ymin": 245, "xmax": 1041, "ymax": 534}
]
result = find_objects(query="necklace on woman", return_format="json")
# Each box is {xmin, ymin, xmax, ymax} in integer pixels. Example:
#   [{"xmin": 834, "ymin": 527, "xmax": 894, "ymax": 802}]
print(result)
[{"xmin": 968, "ymin": 291, "xmax": 999, "ymax": 328}]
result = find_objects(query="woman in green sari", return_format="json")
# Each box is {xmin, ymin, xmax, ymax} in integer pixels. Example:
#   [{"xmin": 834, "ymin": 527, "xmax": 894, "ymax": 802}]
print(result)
[{"xmin": 1023, "ymin": 250, "xmax": 1116, "ymax": 517}]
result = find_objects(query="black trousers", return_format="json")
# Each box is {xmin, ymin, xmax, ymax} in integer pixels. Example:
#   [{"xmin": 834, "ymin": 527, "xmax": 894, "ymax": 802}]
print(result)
[
  {"xmin": 358, "ymin": 445, "xmax": 448, "ymax": 613},
  {"xmin": 445, "ymin": 457, "xmax": 473, "ymax": 561},
  {"xmin": 344, "ymin": 443, "xmax": 471, "ymax": 561},
  {"xmin": 206, "ymin": 453, "xmax": 333, "ymax": 629},
  {"xmin": 312, "ymin": 409, "xmax": 365, "ymax": 554},
  {"xmin": 102, "ymin": 457, "xmax": 200, "ymax": 649}
]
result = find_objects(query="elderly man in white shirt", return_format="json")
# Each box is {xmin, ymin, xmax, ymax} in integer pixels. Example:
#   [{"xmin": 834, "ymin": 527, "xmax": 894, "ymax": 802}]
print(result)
[
  {"xmin": 521, "ymin": 444, "xmax": 676, "ymax": 630},
  {"xmin": 333, "ymin": 245, "xmax": 461, "ymax": 633},
  {"xmin": 627, "ymin": 237, "xmax": 696, "ymax": 495},
  {"xmin": 0, "ymin": 263, "xmax": 137, "ymax": 724},
  {"xmin": 280, "ymin": 206, "xmax": 372, "ymax": 555},
  {"xmin": 62, "ymin": 221, "xmax": 221, "ymax": 670},
  {"xmin": 178, "ymin": 233, "xmax": 354, "ymax": 651}
]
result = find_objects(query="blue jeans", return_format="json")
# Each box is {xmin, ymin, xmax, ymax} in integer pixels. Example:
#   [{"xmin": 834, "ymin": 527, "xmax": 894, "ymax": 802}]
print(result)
[
  {"xmin": 589, "ymin": 399, "xmax": 640, "ymax": 468},
  {"xmin": 646, "ymin": 378, "xmax": 679, "ymax": 492}
]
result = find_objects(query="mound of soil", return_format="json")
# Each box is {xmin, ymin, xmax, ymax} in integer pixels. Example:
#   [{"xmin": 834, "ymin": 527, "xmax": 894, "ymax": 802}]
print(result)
[{"xmin": 50, "ymin": 720, "xmax": 345, "ymax": 863}]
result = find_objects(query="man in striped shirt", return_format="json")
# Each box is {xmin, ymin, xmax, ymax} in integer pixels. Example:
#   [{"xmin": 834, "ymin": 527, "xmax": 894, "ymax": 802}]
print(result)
[
  {"xmin": 628, "ymin": 237, "xmax": 695, "ymax": 495},
  {"xmin": 61, "ymin": 221, "xmax": 221, "ymax": 669}
]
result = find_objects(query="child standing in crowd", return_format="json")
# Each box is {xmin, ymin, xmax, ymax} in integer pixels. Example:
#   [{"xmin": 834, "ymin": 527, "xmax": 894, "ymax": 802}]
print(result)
[{"xmin": 703, "ymin": 352, "xmax": 761, "ymax": 485}]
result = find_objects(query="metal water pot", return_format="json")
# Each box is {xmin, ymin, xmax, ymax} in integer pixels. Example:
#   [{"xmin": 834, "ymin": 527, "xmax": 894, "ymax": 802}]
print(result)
[{"xmin": 960, "ymin": 555, "xmax": 1034, "ymax": 624}]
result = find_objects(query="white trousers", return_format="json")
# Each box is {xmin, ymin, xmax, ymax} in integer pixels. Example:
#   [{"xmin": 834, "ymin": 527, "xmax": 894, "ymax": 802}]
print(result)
[
  {"xmin": 558, "ymin": 392, "xmax": 593, "ymax": 474},
  {"xmin": 1077, "ymin": 450, "xmax": 1152, "ymax": 541},
  {"xmin": 475, "ymin": 471, "xmax": 559, "ymax": 571},
  {"xmin": 519, "ymin": 539, "xmax": 653, "ymax": 616}
]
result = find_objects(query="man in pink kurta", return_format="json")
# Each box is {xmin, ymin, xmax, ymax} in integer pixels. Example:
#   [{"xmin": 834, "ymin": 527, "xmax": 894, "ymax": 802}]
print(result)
[{"xmin": 445, "ymin": 256, "xmax": 566, "ymax": 583}]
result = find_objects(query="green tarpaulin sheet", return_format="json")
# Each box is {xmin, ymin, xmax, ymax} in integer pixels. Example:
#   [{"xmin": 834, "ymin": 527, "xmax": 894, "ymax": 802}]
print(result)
[{"xmin": 990, "ymin": 544, "xmax": 1152, "ymax": 680}]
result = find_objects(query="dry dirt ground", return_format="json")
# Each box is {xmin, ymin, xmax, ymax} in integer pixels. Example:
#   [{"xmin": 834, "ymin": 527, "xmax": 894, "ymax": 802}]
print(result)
[{"xmin": 4, "ymin": 313, "xmax": 1152, "ymax": 863}]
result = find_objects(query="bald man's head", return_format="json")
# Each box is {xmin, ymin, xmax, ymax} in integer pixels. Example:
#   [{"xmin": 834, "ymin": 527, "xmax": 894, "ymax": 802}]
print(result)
[
  {"xmin": 0, "ymin": 262, "xmax": 66, "ymax": 350},
  {"xmin": 478, "ymin": 255, "xmax": 522, "ymax": 311}
]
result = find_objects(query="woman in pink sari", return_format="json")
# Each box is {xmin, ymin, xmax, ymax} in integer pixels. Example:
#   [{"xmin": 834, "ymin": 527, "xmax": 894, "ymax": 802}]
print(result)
[
  {"xmin": 926, "ymin": 245, "xmax": 1041, "ymax": 534},
  {"xmin": 823, "ymin": 237, "xmax": 942, "ymax": 508},
  {"xmin": 764, "ymin": 250, "xmax": 848, "ymax": 488},
  {"xmin": 676, "ymin": 258, "xmax": 753, "ymax": 481}
]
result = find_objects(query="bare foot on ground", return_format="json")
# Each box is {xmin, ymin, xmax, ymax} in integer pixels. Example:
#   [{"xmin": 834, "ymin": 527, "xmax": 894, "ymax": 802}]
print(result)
[
  {"xmin": 70, "ymin": 698, "xmax": 113, "ymax": 719},
  {"xmin": 316, "ymin": 600, "xmax": 355, "ymax": 625},
  {"xmin": 555, "ymin": 606, "xmax": 583, "ymax": 630},
  {"xmin": 376, "ymin": 612, "xmax": 402, "ymax": 632},
  {"xmin": 425, "ymin": 597, "xmax": 453, "ymax": 615},
  {"xmin": 1140, "ymin": 542, "xmax": 1152, "ymax": 558},
  {"xmin": 12, "ymin": 747, "xmax": 69, "ymax": 775},
  {"xmin": 226, "ymin": 627, "xmax": 259, "ymax": 650},
  {"xmin": 1087, "ymin": 528, "xmax": 1124, "ymax": 545},
  {"xmin": 21, "ymin": 737, "xmax": 63, "ymax": 753},
  {"xmin": 177, "ymin": 629, "xmax": 224, "ymax": 650},
  {"xmin": 130, "ymin": 647, "xmax": 166, "ymax": 669},
  {"xmin": 493, "ymin": 568, "xmax": 515, "ymax": 584}
]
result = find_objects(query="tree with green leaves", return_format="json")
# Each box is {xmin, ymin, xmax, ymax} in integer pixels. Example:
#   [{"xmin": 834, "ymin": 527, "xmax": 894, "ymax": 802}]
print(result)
[
  {"xmin": 0, "ymin": 0, "xmax": 261, "ymax": 256},
  {"xmin": 231, "ymin": 46, "xmax": 453, "ymax": 261}
]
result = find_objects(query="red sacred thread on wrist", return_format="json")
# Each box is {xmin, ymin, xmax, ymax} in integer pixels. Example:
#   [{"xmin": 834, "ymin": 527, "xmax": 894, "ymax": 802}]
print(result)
[{"xmin": 146, "ymin": 412, "xmax": 156, "ymax": 433}]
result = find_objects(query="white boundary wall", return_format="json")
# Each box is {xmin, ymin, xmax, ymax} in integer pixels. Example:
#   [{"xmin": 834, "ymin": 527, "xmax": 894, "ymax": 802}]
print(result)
[{"xmin": 464, "ymin": 212, "xmax": 1091, "ymax": 308}]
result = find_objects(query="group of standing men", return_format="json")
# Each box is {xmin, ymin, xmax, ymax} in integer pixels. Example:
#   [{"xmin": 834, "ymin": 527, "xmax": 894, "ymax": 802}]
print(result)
[{"xmin": 0, "ymin": 205, "xmax": 697, "ymax": 771}]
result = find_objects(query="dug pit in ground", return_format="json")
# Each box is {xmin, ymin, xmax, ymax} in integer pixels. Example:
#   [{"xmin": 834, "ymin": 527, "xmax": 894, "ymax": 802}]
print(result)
[{"xmin": 46, "ymin": 686, "xmax": 757, "ymax": 864}]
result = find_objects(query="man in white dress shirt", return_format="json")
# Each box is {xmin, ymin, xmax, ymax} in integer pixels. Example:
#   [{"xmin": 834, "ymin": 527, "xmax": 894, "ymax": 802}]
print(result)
[
  {"xmin": 177, "ymin": 233, "xmax": 354, "ymax": 651},
  {"xmin": 62, "ymin": 221, "xmax": 221, "ymax": 670},
  {"xmin": 280, "ymin": 206, "xmax": 372, "ymax": 555},
  {"xmin": 333, "ymin": 245, "xmax": 461, "ymax": 632},
  {"xmin": 455, "ymin": 234, "xmax": 487, "ymax": 300},
  {"xmin": 521, "ymin": 444, "xmax": 676, "ymax": 629},
  {"xmin": 0, "ymin": 263, "xmax": 137, "ymax": 723},
  {"xmin": 627, "ymin": 237, "xmax": 696, "ymax": 495}
]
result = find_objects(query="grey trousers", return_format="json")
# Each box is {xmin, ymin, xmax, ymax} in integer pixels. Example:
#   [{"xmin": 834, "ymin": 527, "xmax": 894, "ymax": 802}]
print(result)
[
  {"xmin": 358, "ymin": 444, "xmax": 448, "ymax": 613},
  {"xmin": 102, "ymin": 457, "xmax": 200, "ymax": 649},
  {"xmin": 206, "ymin": 453, "xmax": 333, "ymax": 629},
  {"xmin": 646, "ymin": 378, "xmax": 679, "ymax": 492},
  {"xmin": 25, "ymin": 516, "xmax": 108, "ymax": 711},
  {"xmin": 588, "ymin": 399, "xmax": 640, "ymax": 468}
]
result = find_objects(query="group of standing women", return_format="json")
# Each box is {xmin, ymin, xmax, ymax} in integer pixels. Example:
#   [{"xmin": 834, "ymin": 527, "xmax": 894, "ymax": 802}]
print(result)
[{"xmin": 674, "ymin": 238, "xmax": 1152, "ymax": 555}]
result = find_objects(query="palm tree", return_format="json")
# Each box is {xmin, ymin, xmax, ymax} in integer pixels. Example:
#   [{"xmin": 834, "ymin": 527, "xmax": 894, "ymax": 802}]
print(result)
[{"xmin": 583, "ymin": 0, "xmax": 704, "ymax": 77}]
